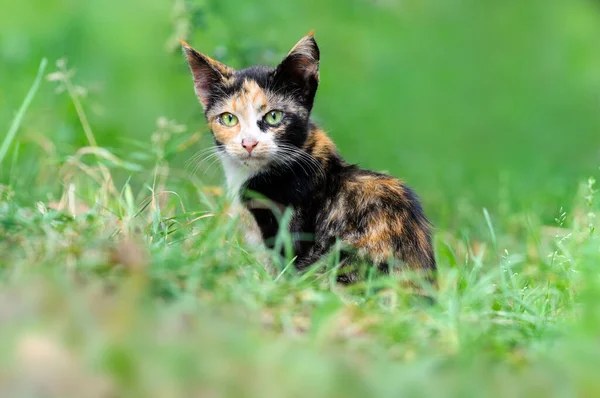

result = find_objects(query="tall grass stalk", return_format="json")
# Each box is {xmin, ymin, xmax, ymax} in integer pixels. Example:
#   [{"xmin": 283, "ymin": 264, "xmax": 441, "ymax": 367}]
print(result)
[{"xmin": 0, "ymin": 58, "xmax": 47, "ymax": 167}]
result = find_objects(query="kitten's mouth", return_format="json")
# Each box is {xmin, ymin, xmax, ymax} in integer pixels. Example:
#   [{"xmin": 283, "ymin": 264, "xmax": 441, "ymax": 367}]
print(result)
[{"xmin": 245, "ymin": 153, "xmax": 265, "ymax": 159}]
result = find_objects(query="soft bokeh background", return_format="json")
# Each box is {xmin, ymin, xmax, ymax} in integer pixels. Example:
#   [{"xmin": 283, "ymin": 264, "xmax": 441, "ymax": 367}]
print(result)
[
  {"xmin": 2, "ymin": 1, "xmax": 600, "ymax": 397},
  {"xmin": 3, "ymin": 0, "xmax": 599, "ymax": 227}
]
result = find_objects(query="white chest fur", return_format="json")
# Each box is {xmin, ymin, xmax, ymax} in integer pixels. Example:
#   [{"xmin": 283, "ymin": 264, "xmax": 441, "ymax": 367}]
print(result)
[
  {"xmin": 219, "ymin": 154, "xmax": 264, "ymax": 246},
  {"xmin": 219, "ymin": 154, "xmax": 251, "ymax": 200}
]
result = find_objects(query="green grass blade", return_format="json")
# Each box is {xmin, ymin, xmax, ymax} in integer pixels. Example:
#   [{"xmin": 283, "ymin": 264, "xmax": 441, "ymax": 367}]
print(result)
[{"xmin": 0, "ymin": 58, "xmax": 48, "ymax": 167}]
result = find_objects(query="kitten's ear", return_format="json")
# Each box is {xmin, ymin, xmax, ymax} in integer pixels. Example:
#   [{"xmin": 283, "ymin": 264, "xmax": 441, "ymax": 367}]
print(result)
[
  {"xmin": 275, "ymin": 32, "xmax": 320, "ymax": 106},
  {"xmin": 181, "ymin": 40, "xmax": 234, "ymax": 107}
]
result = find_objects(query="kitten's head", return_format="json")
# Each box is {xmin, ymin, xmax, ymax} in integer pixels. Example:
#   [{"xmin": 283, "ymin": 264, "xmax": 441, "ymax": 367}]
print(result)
[{"xmin": 182, "ymin": 33, "xmax": 319, "ymax": 171}]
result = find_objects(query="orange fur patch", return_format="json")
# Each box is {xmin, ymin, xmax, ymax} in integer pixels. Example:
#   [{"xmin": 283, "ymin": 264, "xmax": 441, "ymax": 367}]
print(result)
[
  {"xmin": 209, "ymin": 118, "xmax": 241, "ymax": 143},
  {"xmin": 303, "ymin": 128, "xmax": 337, "ymax": 164},
  {"xmin": 349, "ymin": 212, "xmax": 408, "ymax": 263},
  {"xmin": 346, "ymin": 175, "xmax": 405, "ymax": 198}
]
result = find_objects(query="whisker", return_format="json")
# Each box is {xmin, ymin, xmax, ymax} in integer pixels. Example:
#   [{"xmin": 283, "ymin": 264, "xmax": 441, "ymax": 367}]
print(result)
[
  {"xmin": 189, "ymin": 151, "xmax": 223, "ymax": 177},
  {"xmin": 275, "ymin": 143, "xmax": 326, "ymax": 177},
  {"xmin": 185, "ymin": 146, "xmax": 221, "ymax": 168},
  {"xmin": 271, "ymin": 152, "xmax": 299, "ymax": 181},
  {"xmin": 201, "ymin": 156, "xmax": 224, "ymax": 177},
  {"xmin": 276, "ymin": 149, "xmax": 312, "ymax": 178}
]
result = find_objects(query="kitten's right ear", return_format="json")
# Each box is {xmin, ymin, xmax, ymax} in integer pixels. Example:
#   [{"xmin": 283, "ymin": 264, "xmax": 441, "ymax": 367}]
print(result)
[
  {"xmin": 181, "ymin": 40, "xmax": 233, "ymax": 107},
  {"xmin": 274, "ymin": 32, "xmax": 320, "ymax": 108}
]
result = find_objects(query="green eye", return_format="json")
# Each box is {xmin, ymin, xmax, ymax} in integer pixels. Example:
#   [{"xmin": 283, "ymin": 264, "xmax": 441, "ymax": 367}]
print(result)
[
  {"xmin": 220, "ymin": 113, "xmax": 238, "ymax": 127},
  {"xmin": 264, "ymin": 110, "xmax": 283, "ymax": 126}
]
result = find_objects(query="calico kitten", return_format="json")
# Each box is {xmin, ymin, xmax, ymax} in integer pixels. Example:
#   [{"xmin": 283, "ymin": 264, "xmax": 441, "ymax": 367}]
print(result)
[{"xmin": 182, "ymin": 33, "xmax": 436, "ymax": 283}]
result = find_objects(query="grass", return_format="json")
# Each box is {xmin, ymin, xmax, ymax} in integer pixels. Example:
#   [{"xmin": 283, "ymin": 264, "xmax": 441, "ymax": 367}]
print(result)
[
  {"xmin": 0, "ymin": 58, "xmax": 47, "ymax": 166},
  {"xmin": 1, "ymin": 56, "xmax": 600, "ymax": 397}
]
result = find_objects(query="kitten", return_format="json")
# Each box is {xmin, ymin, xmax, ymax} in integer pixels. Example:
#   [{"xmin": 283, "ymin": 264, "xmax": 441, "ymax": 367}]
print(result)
[{"xmin": 182, "ymin": 33, "xmax": 436, "ymax": 283}]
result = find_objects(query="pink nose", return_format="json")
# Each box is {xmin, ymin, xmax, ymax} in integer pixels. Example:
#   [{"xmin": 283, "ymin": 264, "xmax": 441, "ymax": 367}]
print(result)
[{"xmin": 241, "ymin": 139, "xmax": 258, "ymax": 154}]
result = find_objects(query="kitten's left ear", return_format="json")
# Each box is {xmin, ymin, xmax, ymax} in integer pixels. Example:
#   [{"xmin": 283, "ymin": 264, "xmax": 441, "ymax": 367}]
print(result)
[{"xmin": 275, "ymin": 32, "xmax": 320, "ymax": 108}]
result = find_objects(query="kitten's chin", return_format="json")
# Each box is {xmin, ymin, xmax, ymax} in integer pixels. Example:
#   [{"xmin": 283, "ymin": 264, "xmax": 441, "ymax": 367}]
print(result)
[
  {"xmin": 228, "ymin": 153, "xmax": 272, "ymax": 172},
  {"xmin": 241, "ymin": 158, "xmax": 271, "ymax": 171}
]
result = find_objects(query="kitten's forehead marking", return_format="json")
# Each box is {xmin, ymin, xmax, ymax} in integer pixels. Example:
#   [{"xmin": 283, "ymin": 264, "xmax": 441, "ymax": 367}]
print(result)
[
  {"xmin": 243, "ymin": 79, "xmax": 268, "ymax": 109},
  {"xmin": 228, "ymin": 79, "xmax": 269, "ymax": 116}
]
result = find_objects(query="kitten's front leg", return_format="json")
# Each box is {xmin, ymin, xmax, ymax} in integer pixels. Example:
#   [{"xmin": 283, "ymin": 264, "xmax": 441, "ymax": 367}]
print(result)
[{"xmin": 226, "ymin": 200, "xmax": 275, "ymax": 276}]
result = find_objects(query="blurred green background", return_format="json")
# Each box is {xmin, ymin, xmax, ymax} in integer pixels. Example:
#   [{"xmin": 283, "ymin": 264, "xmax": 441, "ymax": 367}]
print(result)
[
  {"xmin": 2, "ymin": 0, "xmax": 599, "ymax": 226},
  {"xmin": 2, "ymin": 2, "xmax": 600, "ymax": 396}
]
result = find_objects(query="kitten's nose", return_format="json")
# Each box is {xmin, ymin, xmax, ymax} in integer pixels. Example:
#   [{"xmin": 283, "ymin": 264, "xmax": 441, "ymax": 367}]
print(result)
[{"xmin": 241, "ymin": 138, "xmax": 259, "ymax": 154}]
